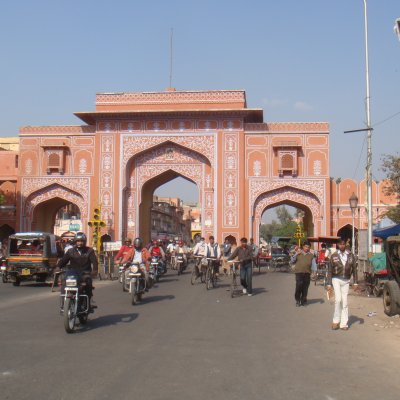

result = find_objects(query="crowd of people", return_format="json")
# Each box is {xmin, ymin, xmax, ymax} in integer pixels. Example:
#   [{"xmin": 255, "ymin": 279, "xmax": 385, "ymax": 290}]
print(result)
[{"xmin": 1, "ymin": 230, "xmax": 358, "ymax": 331}]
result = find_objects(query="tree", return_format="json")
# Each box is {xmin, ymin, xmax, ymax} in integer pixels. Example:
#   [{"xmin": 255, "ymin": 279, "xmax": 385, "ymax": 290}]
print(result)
[
  {"xmin": 276, "ymin": 206, "xmax": 292, "ymax": 225},
  {"xmin": 381, "ymin": 153, "xmax": 400, "ymax": 223}
]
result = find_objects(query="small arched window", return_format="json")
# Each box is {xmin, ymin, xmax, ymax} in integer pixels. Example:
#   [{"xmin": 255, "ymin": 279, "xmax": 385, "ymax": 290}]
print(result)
[
  {"xmin": 281, "ymin": 154, "xmax": 294, "ymax": 169},
  {"xmin": 48, "ymin": 152, "xmax": 60, "ymax": 167}
]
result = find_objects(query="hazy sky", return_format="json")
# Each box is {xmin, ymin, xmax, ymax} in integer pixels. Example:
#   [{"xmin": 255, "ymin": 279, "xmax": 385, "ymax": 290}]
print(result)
[{"xmin": 1, "ymin": 1, "xmax": 399, "ymax": 216}]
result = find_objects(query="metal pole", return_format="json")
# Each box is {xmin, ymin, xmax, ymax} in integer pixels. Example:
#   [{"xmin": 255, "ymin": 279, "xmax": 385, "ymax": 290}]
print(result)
[
  {"xmin": 352, "ymin": 210, "xmax": 355, "ymax": 255},
  {"xmin": 363, "ymin": 0, "xmax": 373, "ymax": 254}
]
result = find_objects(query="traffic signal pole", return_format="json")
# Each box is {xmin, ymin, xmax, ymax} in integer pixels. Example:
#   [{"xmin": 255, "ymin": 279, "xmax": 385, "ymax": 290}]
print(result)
[{"xmin": 88, "ymin": 206, "xmax": 106, "ymax": 254}]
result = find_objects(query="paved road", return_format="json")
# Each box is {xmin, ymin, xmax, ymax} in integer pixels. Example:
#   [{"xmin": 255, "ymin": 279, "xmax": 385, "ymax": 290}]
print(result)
[{"xmin": 1, "ymin": 268, "xmax": 399, "ymax": 400}]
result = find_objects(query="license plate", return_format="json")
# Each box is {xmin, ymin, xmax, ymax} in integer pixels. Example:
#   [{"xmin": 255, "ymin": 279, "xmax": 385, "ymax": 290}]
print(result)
[{"xmin": 21, "ymin": 268, "xmax": 31, "ymax": 276}]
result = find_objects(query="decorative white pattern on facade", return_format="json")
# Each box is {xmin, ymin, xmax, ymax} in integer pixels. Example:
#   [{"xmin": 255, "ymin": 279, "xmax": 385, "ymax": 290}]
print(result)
[
  {"xmin": 79, "ymin": 158, "xmax": 87, "ymax": 174},
  {"xmin": 313, "ymin": 160, "xmax": 321, "ymax": 176},
  {"xmin": 253, "ymin": 160, "xmax": 261, "ymax": 177},
  {"xmin": 100, "ymin": 135, "xmax": 115, "ymax": 225},
  {"xmin": 122, "ymin": 135, "xmax": 214, "ymax": 169},
  {"xmin": 223, "ymin": 132, "xmax": 239, "ymax": 228},
  {"xmin": 25, "ymin": 159, "xmax": 32, "ymax": 174}
]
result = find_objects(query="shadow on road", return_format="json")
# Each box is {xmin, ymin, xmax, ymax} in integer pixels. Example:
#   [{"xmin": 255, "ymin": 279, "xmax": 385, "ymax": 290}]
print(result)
[
  {"xmin": 82, "ymin": 313, "xmax": 139, "ymax": 331},
  {"xmin": 348, "ymin": 315, "xmax": 365, "ymax": 327},
  {"xmin": 306, "ymin": 298, "xmax": 325, "ymax": 305},
  {"xmin": 136, "ymin": 294, "xmax": 175, "ymax": 305},
  {"xmin": 252, "ymin": 287, "xmax": 268, "ymax": 296},
  {"xmin": 157, "ymin": 278, "xmax": 179, "ymax": 283}
]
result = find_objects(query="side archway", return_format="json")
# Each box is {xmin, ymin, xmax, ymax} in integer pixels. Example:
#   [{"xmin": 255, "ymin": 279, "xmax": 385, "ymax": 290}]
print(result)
[
  {"xmin": 23, "ymin": 184, "xmax": 87, "ymax": 233},
  {"xmin": 253, "ymin": 186, "xmax": 322, "ymax": 243}
]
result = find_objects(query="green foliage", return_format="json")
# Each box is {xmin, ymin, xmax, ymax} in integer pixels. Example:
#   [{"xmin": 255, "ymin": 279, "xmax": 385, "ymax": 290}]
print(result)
[
  {"xmin": 260, "ymin": 206, "xmax": 299, "ymax": 243},
  {"xmin": 380, "ymin": 153, "xmax": 400, "ymax": 223},
  {"xmin": 0, "ymin": 191, "xmax": 5, "ymax": 205}
]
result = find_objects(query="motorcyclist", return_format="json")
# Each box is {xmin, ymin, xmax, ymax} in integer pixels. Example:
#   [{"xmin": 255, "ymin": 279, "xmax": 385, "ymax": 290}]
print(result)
[
  {"xmin": 114, "ymin": 238, "xmax": 133, "ymax": 265},
  {"xmin": 175, "ymin": 240, "xmax": 188, "ymax": 269},
  {"xmin": 122, "ymin": 238, "xmax": 151, "ymax": 289},
  {"xmin": 57, "ymin": 232, "xmax": 98, "ymax": 310},
  {"xmin": 149, "ymin": 239, "xmax": 166, "ymax": 273},
  {"xmin": 64, "ymin": 238, "xmax": 74, "ymax": 254}
]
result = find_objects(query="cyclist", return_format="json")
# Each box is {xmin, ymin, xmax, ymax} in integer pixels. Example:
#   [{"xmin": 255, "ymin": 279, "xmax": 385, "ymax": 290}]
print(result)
[
  {"xmin": 206, "ymin": 236, "xmax": 221, "ymax": 277},
  {"xmin": 193, "ymin": 237, "xmax": 207, "ymax": 277},
  {"xmin": 57, "ymin": 232, "xmax": 98, "ymax": 309},
  {"xmin": 228, "ymin": 237, "xmax": 254, "ymax": 296}
]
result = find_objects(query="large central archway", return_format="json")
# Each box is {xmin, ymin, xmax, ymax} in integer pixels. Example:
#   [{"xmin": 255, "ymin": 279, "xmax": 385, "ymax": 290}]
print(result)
[{"xmin": 123, "ymin": 141, "xmax": 213, "ymax": 242}]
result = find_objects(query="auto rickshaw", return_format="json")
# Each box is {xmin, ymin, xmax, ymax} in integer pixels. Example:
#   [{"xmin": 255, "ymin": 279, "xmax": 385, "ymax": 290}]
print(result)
[
  {"xmin": 6, "ymin": 232, "xmax": 63, "ymax": 286},
  {"xmin": 382, "ymin": 236, "xmax": 400, "ymax": 316}
]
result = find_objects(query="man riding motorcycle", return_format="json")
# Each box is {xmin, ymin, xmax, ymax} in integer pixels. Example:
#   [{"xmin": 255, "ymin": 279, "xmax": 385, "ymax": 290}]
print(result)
[
  {"xmin": 175, "ymin": 240, "xmax": 189, "ymax": 269},
  {"xmin": 148, "ymin": 239, "xmax": 166, "ymax": 273},
  {"xmin": 114, "ymin": 238, "xmax": 133, "ymax": 265},
  {"xmin": 122, "ymin": 238, "xmax": 151, "ymax": 289},
  {"xmin": 57, "ymin": 232, "xmax": 98, "ymax": 310}
]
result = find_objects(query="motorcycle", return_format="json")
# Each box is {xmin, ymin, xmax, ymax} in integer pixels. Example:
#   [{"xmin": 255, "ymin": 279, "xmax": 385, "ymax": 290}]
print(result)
[
  {"xmin": 118, "ymin": 263, "xmax": 127, "ymax": 284},
  {"xmin": 150, "ymin": 256, "xmax": 164, "ymax": 282},
  {"xmin": 176, "ymin": 253, "xmax": 185, "ymax": 275},
  {"xmin": 61, "ymin": 270, "xmax": 92, "ymax": 333},
  {"xmin": 122, "ymin": 262, "xmax": 147, "ymax": 305}
]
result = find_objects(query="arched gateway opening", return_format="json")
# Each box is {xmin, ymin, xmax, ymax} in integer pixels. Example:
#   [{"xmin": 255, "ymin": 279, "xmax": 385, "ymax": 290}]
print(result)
[
  {"xmin": 22, "ymin": 184, "xmax": 87, "ymax": 234},
  {"xmin": 259, "ymin": 203, "xmax": 314, "ymax": 243},
  {"xmin": 252, "ymin": 186, "xmax": 322, "ymax": 244},
  {"xmin": 139, "ymin": 171, "xmax": 199, "ymax": 244},
  {"xmin": 123, "ymin": 141, "xmax": 212, "ymax": 243},
  {"xmin": 31, "ymin": 198, "xmax": 82, "ymax": 235}
]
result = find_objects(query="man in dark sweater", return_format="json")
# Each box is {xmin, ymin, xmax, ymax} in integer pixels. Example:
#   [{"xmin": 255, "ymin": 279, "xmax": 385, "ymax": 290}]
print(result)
[
  {"xmin": 291, "ymin": 240, "xmax": 317, "ymax": 306},
  {"xmin": 228, "ymin": 237, "xmax": 254, "ymax": 296}
]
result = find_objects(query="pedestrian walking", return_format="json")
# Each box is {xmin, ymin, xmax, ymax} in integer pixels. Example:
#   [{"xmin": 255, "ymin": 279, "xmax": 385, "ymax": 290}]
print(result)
[
  {"xmin": 291, "ymin": 240, "xmax": 317, "ymax": 306},
  {"xmin": 327, "ymin": 239, "xmax": 358, "ymax": 330},
  {"xmin": 228, "ymin": 237, "xmax": 253, "ymax": 296}
]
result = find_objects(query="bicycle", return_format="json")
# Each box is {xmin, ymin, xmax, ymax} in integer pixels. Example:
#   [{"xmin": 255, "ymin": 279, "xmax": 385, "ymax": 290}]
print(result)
[
  {"xmin": 205, "ymin": 257, "xmax": 219, "ymax": 290},
  {"xmin": 228, "ymin": 260, "xmax": 241, "ymax": 298},
  {"xmin": 191, "ymin": 255, "xmax": 206, "ymax": 285}
]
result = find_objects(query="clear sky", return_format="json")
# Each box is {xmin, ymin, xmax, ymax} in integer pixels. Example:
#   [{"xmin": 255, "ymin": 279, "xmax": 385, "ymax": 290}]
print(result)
[{"xmin": 1, "ymin": 0, "xmax": 399, "ymax": 202}]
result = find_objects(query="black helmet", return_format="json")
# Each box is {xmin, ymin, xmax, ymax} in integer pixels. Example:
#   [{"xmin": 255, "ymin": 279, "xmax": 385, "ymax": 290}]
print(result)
[
  {"xmin": 74, "ymin": 232, "xmax": 87, "ymax": 245},
  {"xmin": 133, "ymin": 237, "xmax": 142, "ymax": 249}
]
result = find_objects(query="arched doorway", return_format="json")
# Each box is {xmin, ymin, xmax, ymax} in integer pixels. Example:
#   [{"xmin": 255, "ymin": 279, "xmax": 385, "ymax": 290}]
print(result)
[
  {"xmin": 23, "ymin": 184, "xmax": 87, "ymax": 233},
  {"xmin": 123, "ymin": 141, "xmax": 212, "ymax": 242},
  {"xmin": 337, "ymin": 224, "xmax": 358, "ymax": 248},
  {"xmin": 252, "ymin": 186, "xmax": 322, "ymax": 244},
  {"xmin": 259, "ymin": 204, "xmax": 312, "ymax": 243},
  {"xmin": 31, "ymin": 198, "xmax": 82, "ymax": 234}
]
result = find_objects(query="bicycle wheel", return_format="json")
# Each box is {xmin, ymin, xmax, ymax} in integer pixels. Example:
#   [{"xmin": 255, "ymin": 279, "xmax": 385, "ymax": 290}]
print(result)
[
  {"xmin": 231, "ymin": 272, "xmax": 238, "ymax": 298},
  {"xmin": 191, "ymin": 268, "xmax": 198, "ymax": 285},
  {"xmin": 206, "ymin": 267, "xmax": 213, "ymax": 290}
]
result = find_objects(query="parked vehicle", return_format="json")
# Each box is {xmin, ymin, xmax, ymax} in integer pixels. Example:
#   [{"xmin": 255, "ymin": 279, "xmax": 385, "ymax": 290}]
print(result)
[
  {"xmin": 7, "ymin": 232, "xmax": 63, "ymax": 286},
  {"xmin": 122, "ymin": 262, "xmax": 147, "ymax": 305},
  {"xmin": 61, "ymin": 269, "xmax": 92, "ymax": 333},
  {"xmin": 365, "ymin": 252, "xmax": 389, "ymax": 297},
  {"xmin": 383, "ymin": 236, "xmax": 400, "ymax": 316}
]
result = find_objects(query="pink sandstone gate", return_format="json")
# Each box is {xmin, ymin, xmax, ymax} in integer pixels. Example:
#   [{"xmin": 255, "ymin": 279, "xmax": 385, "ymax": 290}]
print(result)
[{"xmin": 16, "ymin": 90, "xmax": 338, "ymax": 245}]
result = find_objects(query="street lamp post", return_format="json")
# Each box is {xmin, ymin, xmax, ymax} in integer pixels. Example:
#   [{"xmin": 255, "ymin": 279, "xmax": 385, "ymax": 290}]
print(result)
[{"xmin": 349, "ymin": 192, "xmax": 359, "ymax": 255}]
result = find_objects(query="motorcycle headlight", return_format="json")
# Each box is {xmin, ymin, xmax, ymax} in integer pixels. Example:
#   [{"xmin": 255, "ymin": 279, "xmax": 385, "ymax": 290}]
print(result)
[
  {"xmin": 66, "ymin": 278, "xmax": 77, "ymax": 287},
  {"xmin": 130, "ymin": 265, "xmax": 139, "ymax": 273}
]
